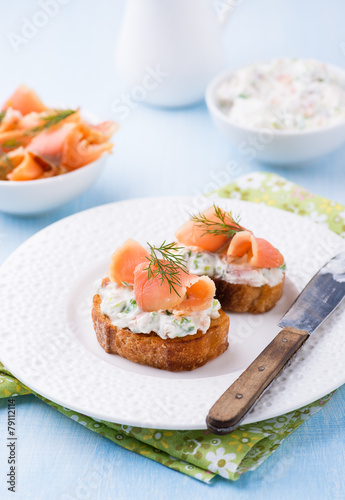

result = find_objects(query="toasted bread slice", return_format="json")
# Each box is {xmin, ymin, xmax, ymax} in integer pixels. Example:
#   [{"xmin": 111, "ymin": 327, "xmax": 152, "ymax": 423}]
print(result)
[
  {"xmin": 212, "ymin": 275, "xmax": 285, "ymax": 314},
  {"xmin": 92, "ymin": 294, "xmax": 229, "ymax": 371}
]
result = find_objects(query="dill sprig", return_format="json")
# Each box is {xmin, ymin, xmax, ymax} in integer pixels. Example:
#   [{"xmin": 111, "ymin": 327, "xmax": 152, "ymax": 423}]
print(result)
[
  {"xmin": 145, "ymin": 241, "xmax": 188, "ymax": 296},
  {"xmin": 0, "ymin": 109, "xmax": 78, "ymax": 150},
  {"xmin": 190, "ymin": 203, "xmax": 243, "ymax": 238},
  {"xmin": 0, "ymin": 154, "xmax": 14, "ymax": 180},
  {"xmin": 26, "ymin": 109, "xmax": 77, "ymax": 135},
  {"xmin": 1, "ymin": 138, "xmax": 22, "ymax": 150},
  {"xmin": 0, "ymin": 111, "xmax": 6, "ymax": 124},
  {"xmin": 0, "ymin": 109, "xmax": 77, "ymax": 153}
]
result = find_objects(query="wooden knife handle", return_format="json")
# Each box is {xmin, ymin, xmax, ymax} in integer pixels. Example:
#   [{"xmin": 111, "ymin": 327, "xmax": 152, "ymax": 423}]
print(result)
[{"xmin": 206, "ymin": 327, "xmax": 309, "ymax": 435}]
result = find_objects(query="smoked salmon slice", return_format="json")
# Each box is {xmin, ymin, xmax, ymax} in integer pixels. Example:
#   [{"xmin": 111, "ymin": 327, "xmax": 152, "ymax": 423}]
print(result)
[
  {"xmin": 134, "ymin": 262, "xmax": 215, "ymax": 313},
  {"xmin": 175, "ymin": 206, "xmax": 239, "ymax": 252},
  {"xmin": 27, "ymin": 120, "xmax": 114, "ymax": 170},
  {"xmin": 19, "ymin": 111, "xmax": 48, "ymax": 131},
  {"xmin": 7, "ymin": 151, "xmax": 45, "ymax": 181},
  {"xmin": 109, "ymin": 239, "xmax": 149, "ymax": 285},
  {"xmin": 174, "ymin": 275, "xmax": 215, "ymax": 315},
  {"xmin": 177, "ymin": 204, "xmax": 284, "ymax": 270},
  {"xmin": 249, "ymin": 237, "xmax": 284, "ymax": 268},
  {"xmin": 3, "ymin": 85, "xmax": 47, "ymax": 115},
  {"xmin": 0, "ymin": 129, "xmax": 31, "ymax": 151},
  {"xmin": 90, "ymin": 121, "xmax": 119, "ymax": 141},
  {"xmin": 227, "ymin": 230, "xmax": 252, "ymax": 258},
  {"xmin": 62, "ymin": 124, "xmax": 114, "ymax": 169},
  {"xmin": 228, "ymin": 232, "xmax": 284, "ymax": 268},
  {"xmin": 0, "ymin": 110, "xmax": 55, "ymax": 151},
  {"xmin": 27, "ymin": 122, "xmax": 76, "ymax": 166},
  {"xmin": 0, "ymin": 108, "xmax": 22, "ymax": 133},
  {"xmin": 134, "ymin": 261, "xmax": 187, "ymax": 312}
]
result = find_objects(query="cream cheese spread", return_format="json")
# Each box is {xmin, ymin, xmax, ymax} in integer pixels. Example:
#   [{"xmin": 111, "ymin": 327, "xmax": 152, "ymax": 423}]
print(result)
[
  {"xmin": 96, "ymin": 280, "xmax": 221, "ymax": 340},
  {"xmin": 217, "ymin": 58, "xmax": 345, "ymax": 130},
  {"xmin": 179, "ymin": 247, "xmax": 285, "ymax": 287}
]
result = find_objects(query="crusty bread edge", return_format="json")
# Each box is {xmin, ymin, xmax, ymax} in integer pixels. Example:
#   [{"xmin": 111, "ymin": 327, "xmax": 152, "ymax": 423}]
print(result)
[
  {"xmin": 212, "ymin": 275, "xmax": 285, "ymax": 313},
  {"xmin": 92, "ymin": 294, "xmax": 230, "ymax": 371}
]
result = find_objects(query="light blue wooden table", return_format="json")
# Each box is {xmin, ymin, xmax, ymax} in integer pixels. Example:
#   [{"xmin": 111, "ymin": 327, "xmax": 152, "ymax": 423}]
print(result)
[{"xmin": 1, "ymin": 1, "xmax": 345, "ymax": 498}]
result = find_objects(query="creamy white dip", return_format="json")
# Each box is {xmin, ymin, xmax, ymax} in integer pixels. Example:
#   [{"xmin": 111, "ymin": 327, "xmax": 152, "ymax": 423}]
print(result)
[
  {"xmin": 217, "ymin": 59, "xmax": 345, "ymax": 130},
  {"xmin": 96, "ymin": 281, "xmax": 221, "ymax": 340},
  {"xmin": 179, "ymin": 247, "xmax": 285, "ymax": 287}
]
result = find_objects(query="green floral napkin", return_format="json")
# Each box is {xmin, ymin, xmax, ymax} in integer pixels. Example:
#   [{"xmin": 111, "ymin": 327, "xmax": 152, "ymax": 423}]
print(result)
[{"xmin": 0, "ymin": 172, "xmax": 343, "ymax": 483}]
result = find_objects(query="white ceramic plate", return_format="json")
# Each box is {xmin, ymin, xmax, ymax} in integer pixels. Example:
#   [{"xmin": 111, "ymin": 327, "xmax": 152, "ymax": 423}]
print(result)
[{"xmin": 1, "ymin": 197, "xmax": 345, "ymax": 430}]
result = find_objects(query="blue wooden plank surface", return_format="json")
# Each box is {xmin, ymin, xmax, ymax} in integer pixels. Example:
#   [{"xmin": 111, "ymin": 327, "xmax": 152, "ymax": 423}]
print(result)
[{"xmin": 1, "ymin": 0, "xmax": 345, "ymax": 498}]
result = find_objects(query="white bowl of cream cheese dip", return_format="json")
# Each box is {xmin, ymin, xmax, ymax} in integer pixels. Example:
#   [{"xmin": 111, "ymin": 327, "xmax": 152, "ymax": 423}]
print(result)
[{"xmin": 206, "ymin": 58, "xmax": 345, "ymax": 165}]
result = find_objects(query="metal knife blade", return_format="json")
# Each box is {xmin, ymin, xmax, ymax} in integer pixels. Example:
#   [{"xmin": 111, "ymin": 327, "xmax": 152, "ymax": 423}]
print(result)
[{"xmin": 278, "ymin": 251, "xmax": 345, "ymax": 334}]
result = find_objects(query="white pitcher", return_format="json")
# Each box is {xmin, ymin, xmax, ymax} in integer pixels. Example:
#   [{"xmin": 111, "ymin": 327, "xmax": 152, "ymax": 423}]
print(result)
[{"xmin": 115, "ymin": 0, "xmax": 225, "ymax": 107}]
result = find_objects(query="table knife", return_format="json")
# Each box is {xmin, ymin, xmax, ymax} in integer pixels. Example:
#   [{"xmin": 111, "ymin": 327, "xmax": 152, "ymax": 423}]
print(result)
[{"xmin": 206, "ymin": 251, "xmax": 345, "ymax": 435}]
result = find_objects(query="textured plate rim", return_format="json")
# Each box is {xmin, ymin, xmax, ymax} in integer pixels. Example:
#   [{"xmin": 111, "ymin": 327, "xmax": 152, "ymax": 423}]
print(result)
[{"xmin": 0, "ymin": 195, "xmax": 344, "ymax": 429}]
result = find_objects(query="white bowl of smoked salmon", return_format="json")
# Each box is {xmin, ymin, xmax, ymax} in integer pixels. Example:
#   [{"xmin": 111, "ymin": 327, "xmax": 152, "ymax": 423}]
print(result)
[{"xmin": 0, "ymin": 85, "xmax": 118, "ymax": 215}]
